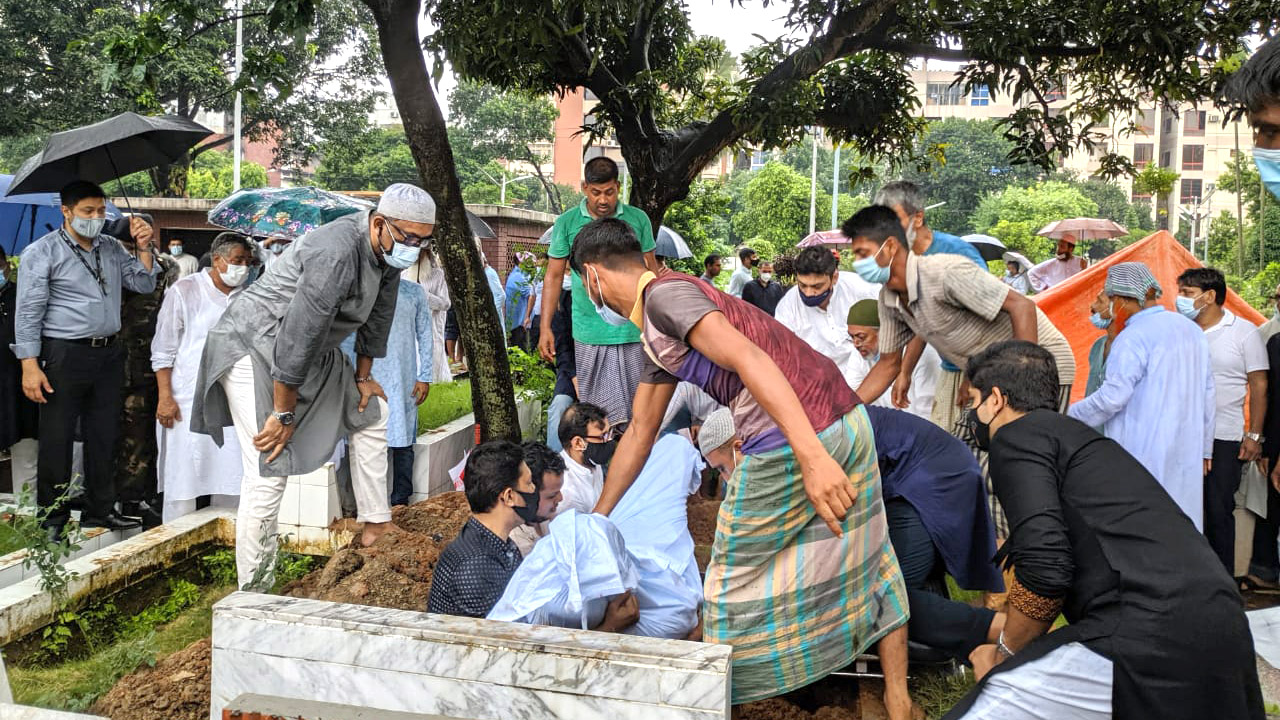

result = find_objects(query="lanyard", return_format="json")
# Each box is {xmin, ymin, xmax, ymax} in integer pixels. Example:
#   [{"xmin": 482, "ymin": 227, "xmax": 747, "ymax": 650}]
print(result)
[{"xmin": 59, "ymin": 230, "xmax": 106, "ymax": 297}]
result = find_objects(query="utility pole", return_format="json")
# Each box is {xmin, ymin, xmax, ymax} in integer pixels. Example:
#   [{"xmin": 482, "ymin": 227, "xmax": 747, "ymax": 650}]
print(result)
[
  {"xmin": 830, "ymin": 144, "xmax": 841, "ymax": 230},
  {"xmin": 232, "ymin": 0, "xmax": 243, "ymax": 192},
  {"xmin": 809, "ymin": 129, "xmax": 819, "ymax": 235}
]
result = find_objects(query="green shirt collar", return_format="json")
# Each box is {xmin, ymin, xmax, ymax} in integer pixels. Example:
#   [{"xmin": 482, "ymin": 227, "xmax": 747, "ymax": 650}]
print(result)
[{"xmin": 577, "ymin": 198, "xmax": 625, "ymax": 220}]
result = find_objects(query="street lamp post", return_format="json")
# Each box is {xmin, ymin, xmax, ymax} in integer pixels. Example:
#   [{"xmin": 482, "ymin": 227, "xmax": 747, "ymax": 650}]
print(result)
[{"xmin": 479, "ymin": 169, "xmax": 535, "ymax": 206}]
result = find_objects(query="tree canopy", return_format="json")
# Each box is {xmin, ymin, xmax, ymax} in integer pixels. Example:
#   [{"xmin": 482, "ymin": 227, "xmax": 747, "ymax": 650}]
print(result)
[
  {"xmin": 733, "ymin": 161, "xmax": 865, "ymax": 258},
  {"xmin": 971, "ymin": 180, "xmax": 1098, "ymax": 259}
]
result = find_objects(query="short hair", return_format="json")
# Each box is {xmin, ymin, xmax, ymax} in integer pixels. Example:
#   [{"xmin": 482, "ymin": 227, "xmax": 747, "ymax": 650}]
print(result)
[
  {"xmin": 583, "ymin": 157, "xmax": 619, "ymax": 185},
  {"xmin": 557, "ymin": 402, "xmax": 608, "ymax": 447},
  {"xmin": 873, "ymin": 180, "xmax": 924, "ymax": 215},
  {"xmin": 211, "ymin": 232, "xmax": 253, "ymax": 259},
  {"xmin": 758, "ymin": 259, "xmax": 774, "ymax": 268},
  {"xmin": 965, "ymin": 340, "xmax": 1060, "ymax": 412},
  {"xmin": 842, "ymin": 205, "xmax": 905, "ymax": 247},
  {"xmin": 793, "ymin": 246, "xmax": 839, "ymax": 277},
  {"xmin": 1177, "ymin": 267, "xmax": 1228, "ymax": 306},
  {"xmin": 567, "ymin": 218, "xmax": 643, "ymax": 274},
  {"xmin": 463, "ymin": 440, "xmax": 526, "ymax": 513},
  {"xmin": 522, "ymin": 441, "xmax": 565, "ymax": 492},
  {"xmin": 738, "ymin": 247, "xmax": 757, "ymax": 263},
  {"xmin": 60, "ymin": 180, "xmax": 106, "ymax": 209},
  {"xmin": 703, "ymin": 253, "xmax": 721, "ymax": 269},
  {"xmin": 1226, "ymin": 37, "xmax": 1280, "ymax": 116}
]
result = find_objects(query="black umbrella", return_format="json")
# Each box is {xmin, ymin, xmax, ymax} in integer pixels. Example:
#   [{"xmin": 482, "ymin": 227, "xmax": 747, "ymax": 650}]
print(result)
[
  {"xmin": 5, "ymin": 112, "xmax": 213, "ymax": 196},
  {"xmin": 467, "ymin": 211, "xmax": 496, "ymax": 239}
]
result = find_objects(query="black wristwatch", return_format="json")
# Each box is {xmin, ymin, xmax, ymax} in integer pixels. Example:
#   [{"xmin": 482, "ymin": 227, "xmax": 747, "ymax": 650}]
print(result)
[{"xmin": 272, "ymin": 410, "xmax": 296, "ymax": 426}]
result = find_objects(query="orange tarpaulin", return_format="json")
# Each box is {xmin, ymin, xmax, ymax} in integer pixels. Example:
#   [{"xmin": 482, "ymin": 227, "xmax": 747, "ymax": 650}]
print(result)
[{"xmin": 1033, "ymin": 230, "xmax": 1266, "ymax": 403}]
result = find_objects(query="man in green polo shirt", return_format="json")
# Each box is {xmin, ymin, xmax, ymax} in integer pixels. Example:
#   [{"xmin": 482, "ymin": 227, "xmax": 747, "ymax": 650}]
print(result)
[{"xmin": 539, "ymin": 157, "xmax": 657, "ymax": 430}]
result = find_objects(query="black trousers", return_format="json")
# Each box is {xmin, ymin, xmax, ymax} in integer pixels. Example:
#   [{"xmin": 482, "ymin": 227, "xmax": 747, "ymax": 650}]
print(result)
[
  {"xmin": 389, "ymin": 446, "xmax": 414, "ymax": 507},
  {"xmin": 1250, "ymin": 467, "xmax": 1280, "ymax": 582},
  {"xmin": 37, "ymin": 340, "xmax": 124, "ymax": 526},
  {"xmin": 1205, "ymin": 439, "xmax": 1244, "ymax": 573}
]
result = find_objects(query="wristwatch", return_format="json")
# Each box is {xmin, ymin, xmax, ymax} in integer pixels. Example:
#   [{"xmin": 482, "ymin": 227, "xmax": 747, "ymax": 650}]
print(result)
[
  {"xmin": 354, "ymin": 376, "xmax": 374, "ymax": 384},
  {"xmin": 996, "ymin": 630, "xmax": 1016, "ymax": 659},
  {"xmin": 272, "ymin": 410, "xmax": 296, "ymax": 426},
  {"xmin": 1246, "ymin": 432, "xmax": 1265, "ymax": 444}
]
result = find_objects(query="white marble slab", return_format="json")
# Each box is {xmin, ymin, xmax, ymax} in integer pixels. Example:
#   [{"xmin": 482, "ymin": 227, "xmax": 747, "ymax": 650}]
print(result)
[
  {"xmin": 413, "ymin": 414, "xmax": 477, "ymax": 498},
  {"xmin": 211, "ymin": 592, "xmax": 730, "ymax": 720},
  {"xmin": 0, "ymin": 702, "xmax": 106, "ymax": 719}
]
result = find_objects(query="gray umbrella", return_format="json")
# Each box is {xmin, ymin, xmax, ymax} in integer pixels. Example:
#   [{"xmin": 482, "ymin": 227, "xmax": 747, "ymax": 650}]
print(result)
[
  {"xmin": 467, "ymin": 211, "xmax": 496, "ymax": 239},
  {"xmin": 6, "ymin": 112, "xmax": 213, "ymax": 195}
]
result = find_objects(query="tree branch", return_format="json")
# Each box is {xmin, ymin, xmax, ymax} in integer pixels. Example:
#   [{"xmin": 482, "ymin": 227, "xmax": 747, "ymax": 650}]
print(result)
[
  {"xmin": 183, "ymin": 11, "xmax": 271, "ymax": 43},
  {"xmin": 865, "ymin": 38, "xmax": 1107, "ymax": 62}
]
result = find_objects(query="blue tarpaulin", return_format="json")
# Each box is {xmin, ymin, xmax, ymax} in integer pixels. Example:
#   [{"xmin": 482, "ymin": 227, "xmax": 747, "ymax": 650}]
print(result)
[{"xmin": 0, "ymin": 175, "xmax": 121, "ymax": 256}]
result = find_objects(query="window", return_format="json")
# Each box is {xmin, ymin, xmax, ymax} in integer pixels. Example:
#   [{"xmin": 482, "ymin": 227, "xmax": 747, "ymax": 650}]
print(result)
[
  {"xmin": 970, "ymin": 85, "xmax": 990, "ymax": 106},
  {"xmin": 1136, "ymin": 108, "xmax": 1156, "ymax": 135},
  {"xmin": 926, "ymin": 82, "xmax": 964, "ymax": 105},
  {"xmin": 1044, "ymin": 81, "xmax": 1067, "ymax": 102},
  {"xmin": 1180, "ymin": 178, "xmax": 1203, "ymax": 204},
  {"xmin": 1131, "ymin": 189, "xmax": 1152, "ymax": 202},
  {"xmin": 1160, "ymin": 150, "xmax": 1172, "ymax": 168},
  {"xmin": 1133, "ymin": 143, "xmax": 1154, "ymax": 167},
  {"xmin": 1183, "ymin": 110, "xmax": 1206, "ymax": 136},
  {"xmin": 750, "ymin": 149, "xmax": 769, "ymax": 171},
  {"xmin": 1182, "ymin": 144, "xmax": 1204, "ymax": 170},
  {"xmin": 1163, "ymin": 117, "xmax": 1173, "ymax": 134}
]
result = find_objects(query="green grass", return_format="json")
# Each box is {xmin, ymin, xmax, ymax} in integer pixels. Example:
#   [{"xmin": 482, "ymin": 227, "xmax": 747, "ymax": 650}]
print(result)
[
  {"xmin": 911, "ymin": 668, "xmax": 977, "ymax": 719},
  {"xmin": 418, "ymin": 379, "xmax": 473, "ymax": 430},
  {"xmin": 0, "ymin": 520, "xmax": 24, "ymax": 556}
]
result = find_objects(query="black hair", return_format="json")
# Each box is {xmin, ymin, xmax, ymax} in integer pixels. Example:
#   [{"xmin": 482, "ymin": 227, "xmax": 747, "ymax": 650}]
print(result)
[
  {"xmin": 1177, "ymin": 267, "xmax": 1228, "ymax": 306},
  {"xmin": 557, "ymin": 402, "xmax": 608, "ymax": 448},
  {"xmin": 738, "ymin": 247, "xmax": 757, "ymax": 263},
  {"xmin": 965, "ymin": 340, "xmax": 1060, "ymax": 412},
  {"xmin": 793, "ymin": 246, "xmax": 839, "ymax": 277},
  {"xmin": 703, "ymin": 253, "xmax": 721, "ymax": 269},
  {"xmin": 568, "ymin": 217, "xmax": 643, "ymax": 274},
  {"xmin": 463, "ymin": 440, "xmax": 526, "ymax": 513},
  {"xmin": 522, "ymin": 441, "xmax": 565, "ymax": 492},
  {"xmin": 1225, "ymin": 37, "xmax": 1280, "ymax": 116},
  {"xmin": 60, "ymin": 180, "xmax": 106, "ymax": 209},
  {"xmin": 583, "ymin": 156, "xmax": 619, "ymax": 185},
  {"xmin": 211, "ymin": 232, "xmax": 253, "ymax": 258},
  {"xmin": 842, "ymin": 205, "xmax": 905, "ymax": 248}
]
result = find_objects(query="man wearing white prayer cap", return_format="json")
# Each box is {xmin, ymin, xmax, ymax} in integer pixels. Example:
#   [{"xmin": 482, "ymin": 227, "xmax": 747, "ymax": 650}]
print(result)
[{"xmin": 192, "ymin": 183, "xmax": 436, "ymax": 589}]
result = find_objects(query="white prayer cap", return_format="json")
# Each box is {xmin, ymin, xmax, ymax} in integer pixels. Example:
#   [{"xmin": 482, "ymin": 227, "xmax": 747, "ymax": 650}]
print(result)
[
  {"xmin": 377, "ymin": 183, "xmax": 436, "ymax": 224},
  {"xmin": 698, "ymin": 407, "xmax": 736, "ymax": 456}
]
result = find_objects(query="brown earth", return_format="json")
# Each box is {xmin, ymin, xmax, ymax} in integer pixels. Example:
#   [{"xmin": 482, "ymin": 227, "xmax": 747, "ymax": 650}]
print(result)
[{"xmin": 90, "ymin": 637, "xmax": 211, "ymax": 720}]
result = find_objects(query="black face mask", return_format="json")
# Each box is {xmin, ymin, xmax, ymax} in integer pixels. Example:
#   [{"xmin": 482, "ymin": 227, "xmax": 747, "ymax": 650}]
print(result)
[
  {"xmin": 583, "ymin": 438, "xmax": 617, "ymax": 468},
  {"xmin": 966, "ymin": 406, "xmax": 992, "ymax": 452},
  {"xmin": 800, "ymin": 287, "xmax": 832, "ymax": 307},
  {"xmin": 512, "ymin": 488, "xmax": 541, "ymax": 524}
]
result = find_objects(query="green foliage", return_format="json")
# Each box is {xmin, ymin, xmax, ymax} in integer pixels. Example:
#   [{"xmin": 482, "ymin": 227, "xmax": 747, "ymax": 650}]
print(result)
[
  {"xmin": 274, "ymin": 552, "xmax": 315, "ymax": 591},
  {"xmin": 971, "ymin": 181, "xmax": 1098, "ymax": 260},
  {"xmin": 507, "ymin": 346, "xmax": 555, "ymax": 407},
  {"xmin": 1229, "ymin": 262, "xmax": 1280, "ymax": 315},
  {"xmin": 10, "ymin": 486, "xmax": 81, "ymax": 608},
  {"xmin": 733, "ymin": 161, "xmax": 865, "ymax": 254},
  {"xmin": 664, "ymin": 178, "xmax": 733, "ymax": 275},
  {"xmin": 120, "ymin": 579, "xmax": 201, "ymax": 637},
  {"xmin": 316, "ymin": 127, "xmax": 420, "ymax": 191},
  {"xmin": 200, "ymin": 547, "xmax": 238, "ymax": 587},
  {"xmin": 184, "ymin": 150, "xmax": 270, "ymax": 199},
  {"xmin": 418, "ymin": 379, "xmax": 475, "ymax": 431},
  {"xmin": 448, "ymin": 81, "xmax": 562, "ymax": 212},
  {"xmin": 0, "ymin": 134, "xmax": 44, "ymax": 175},
  {"xmin": 1132, "ymin": 165, "xmax": 1180, "ymax": 217}
]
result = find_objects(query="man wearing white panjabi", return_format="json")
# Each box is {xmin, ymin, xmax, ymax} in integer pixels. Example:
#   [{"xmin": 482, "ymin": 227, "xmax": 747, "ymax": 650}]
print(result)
[
  {"xmin": 403, "ymin": 253, "xmax": 453, "ymax": 384},
  {"xmin": 152, "ymin": 234, "xmax": 252, "ymax": 522}
]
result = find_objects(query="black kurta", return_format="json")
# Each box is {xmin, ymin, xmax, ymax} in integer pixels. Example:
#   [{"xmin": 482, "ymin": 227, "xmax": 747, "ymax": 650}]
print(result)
[{"xmin": 945, "ymin": 409, "xmax": 1263, "ymax": 720}]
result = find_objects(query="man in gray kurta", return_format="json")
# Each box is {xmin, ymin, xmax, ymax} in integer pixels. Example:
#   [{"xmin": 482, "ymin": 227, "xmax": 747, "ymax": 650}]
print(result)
[{"xmin": 193, "ymin": 183, "xmax": 437, "ymax": 589}]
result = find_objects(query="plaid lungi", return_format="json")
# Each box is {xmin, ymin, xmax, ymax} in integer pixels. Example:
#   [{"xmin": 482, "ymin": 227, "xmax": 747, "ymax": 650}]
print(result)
[
  {"xmin": 703, "ymin": 404, "xmax": 908, "ymax": 704},
  {"xmin": 574, "ymin": 340, "xmax": 645, "ymax": 427}
]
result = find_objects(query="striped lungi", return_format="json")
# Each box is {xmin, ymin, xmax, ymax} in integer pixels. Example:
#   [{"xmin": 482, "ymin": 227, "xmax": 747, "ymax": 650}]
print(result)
[
  {"xmin": 574, "ymin": 340, "xmax": 645, "ymax": 427},
  {"xmin": 703, "ymin": 404, "xmax": 908, "ymax": 704}
]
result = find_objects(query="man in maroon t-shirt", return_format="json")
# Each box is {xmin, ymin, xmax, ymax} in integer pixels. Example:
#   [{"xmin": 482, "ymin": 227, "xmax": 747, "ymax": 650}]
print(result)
[{"xmin": 571, "ymin": 217, "xmax": 911, "ymax": 718}]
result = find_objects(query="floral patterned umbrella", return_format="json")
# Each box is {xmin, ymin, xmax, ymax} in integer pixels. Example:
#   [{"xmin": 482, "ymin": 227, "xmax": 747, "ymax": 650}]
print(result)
[{"xmin": 207, "ymin": 186, "xmax": 374, "ymax": 240}]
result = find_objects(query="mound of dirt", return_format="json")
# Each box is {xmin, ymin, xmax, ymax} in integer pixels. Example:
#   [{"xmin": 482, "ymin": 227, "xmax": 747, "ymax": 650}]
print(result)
[
  {"xmin": 687, "ymin": 495, "xmax": 721, "ymax": 546},
  {"xmin": 90, "ymin": 637, "xmax": 211, "ymax": 720}
]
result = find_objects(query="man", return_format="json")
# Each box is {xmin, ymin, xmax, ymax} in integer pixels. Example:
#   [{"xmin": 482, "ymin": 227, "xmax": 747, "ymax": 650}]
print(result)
[
  {"xmin": 13, "ymin": 180, "xmax": 158, "ymax": 537},
  {"xmin": 340, "ymin": 276, "xmax": 434, "ymax": 507},
  {"xmin": 1067, "ymin": 262, "xmax": 1214, "ymax": 529},
  {"xmin": 741, "ymin": 259, "xmax": 785, "ymax": 316},
  {"xmin": 555, "ymin": 402, "xmax": 611, "ymax": 516},
  {"xmin": 153, "ymin": 234, "xmax": 252, "ymax": 523},
  {"xmin": 844, "ymin": 299, "xmax": 940, "ymax": 419},
  {"xmin": 699, "ymin": 253, "xmax": 722, "ymax": 285},
  {"xmin": 570, "ymin": 218, "xmax": 911, "ymax": 718},
  {"xmin": 1084, "ymin": 290, "xmax": 1117, "ymax": 400},
  {"xmin": 403, "ymin": 250, "xmax": 453, "ymax": 385},
  {"xmin": 950, "ymin": 340, "xmax": 1261, "ymax": 720},
  {"xmin": 505, "ymin": 252, "xmax": 543, "ymax": 350},
  {"xmin": 538, "ymin": 157, "xmax": 657, "ymax": 430},
  {"xmin": 192, "ymin": 183, "xmax": 432, "ymax": 589},
  {"xmin": 1176, "ymin": 267, "xmax": 1267, "ymax": 571},
  {"xmin": 481, "ymin": 252, "xmax": 506, "ymax": 331},
  {"xmin": 167, "ymin": 237, "xmax": 199, "ymax": 278},
  {"xmin": 1227, "ymin": 36, "xmax": 1278, "ymax": 200},
  {"xmin": 774, "ymin": 246, "xmax": 879, "ymax": 371},
  {"xmin": 428, "ymin": 439, "xmax": 638, "ymax": 631},
  {"xmin": 727, "ymin": 247, "xmax": 757, "ymax": 297},
  {"xmin": 1027, "ymin": 235, "xmax": 1087, "ymax": 293},
  {"xmin": 545, "ymin": 275, "xmax": 577, "ymax": 453},
  {"xmin": 509, "ymin": 441, "xmax": 565, "ymax": 556},
  {"xmin": 846, "ymin": 206, "xmax": 1076, "ymax": 417},
  {"xmin": 1000, "ymin": 252, "xmax": 1032, "ymax": 295}
]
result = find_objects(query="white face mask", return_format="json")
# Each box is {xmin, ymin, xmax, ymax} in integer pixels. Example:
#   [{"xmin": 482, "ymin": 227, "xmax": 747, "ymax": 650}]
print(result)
[
  {"xmin": 760, "ymin": 272, "xmax": 772, "ymax": 282},
  {"xmin": 220, "ymin": 262, "xmax": 250, "ymax": 287}
]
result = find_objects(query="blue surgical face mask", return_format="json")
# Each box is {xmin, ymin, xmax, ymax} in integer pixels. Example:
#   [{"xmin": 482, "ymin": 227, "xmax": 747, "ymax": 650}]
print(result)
[
  {"xmin": 0, "ymin": 273, "xmax": 8, "ymax": 290},
  {"xmin": 1089, "ymin": 312, "xmax": 1111, "ymax": 329},
  {"xmin": 380, "ymin": 222, "xmax": 422, "ymax": 270},
  {"xmin": 853, "ymin": 242, "xmax": 893, "ymax": 284},
  {"xmin": 587, "ymin": 265, "xmax": 631, "ymax": 326},
  {"xmin": 1175, "ymin": 293, "xmax": 1204, "ymax": 320},
  {"xmin": 1255, "ymin": 147, "xmax": 1280, "ymax": 201},
  {"xmin": 169, "ymin": 245, "xmax": 184, "ymax": 257},
  {"xmin": 70, "ymin": 216, "xmax": 106, "ymax": 239}
]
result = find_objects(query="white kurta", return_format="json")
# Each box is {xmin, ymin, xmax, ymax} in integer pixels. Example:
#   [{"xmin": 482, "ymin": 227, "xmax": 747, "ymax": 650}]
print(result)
[
  {"xmin": 151, "ymin": 270, "xmax": 243, "ymax": 503},
  {"xmin": 843, "ymin": 345, "xmax": 942, "ymax": 420},
  {"xmin": 774, "ymin": 271, "xmax": 880, "ymax": 370},
  {"xmin": 403, "ymin": 261, "xmax": 453, "ymax": 384},
  {"xmin": 556, "ymin": 451, "xmax": 604, "ymax": 517},
  {"xmin": 1027, "ymin": 256, "xmax": 1086, "ymax": 292}
]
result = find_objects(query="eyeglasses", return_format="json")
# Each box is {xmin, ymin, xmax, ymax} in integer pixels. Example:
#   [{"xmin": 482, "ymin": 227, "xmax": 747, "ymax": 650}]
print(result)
[
  {"xmin": 386, "ymin": 221, "xmax": 433, "ymax": 248},
  {"xmin": 585, "ymin": 428, "xmax": 616, "ymax": 442}
]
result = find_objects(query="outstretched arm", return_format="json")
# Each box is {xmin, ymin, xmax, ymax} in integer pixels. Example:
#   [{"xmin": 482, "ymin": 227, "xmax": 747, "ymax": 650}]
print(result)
[{"xmin": 594, "ymin": 380, "xmax": 677, "ymax": 515}]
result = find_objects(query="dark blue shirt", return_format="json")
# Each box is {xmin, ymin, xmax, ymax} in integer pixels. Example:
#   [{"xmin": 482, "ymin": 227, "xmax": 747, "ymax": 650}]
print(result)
[{"xmin": 427, "ymin": 517, "xmax": 523, "ymax": 618}]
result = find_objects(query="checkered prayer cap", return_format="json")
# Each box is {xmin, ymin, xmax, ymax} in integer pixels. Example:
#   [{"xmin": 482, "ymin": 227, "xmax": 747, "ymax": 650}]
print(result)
[
  {"xmin": 698, "ymin": 407, "xmax": 736, "ymax": 456},
  {"xmin": 1104, "ymin": 261, "xmax": 1163, "ymax": 301}
]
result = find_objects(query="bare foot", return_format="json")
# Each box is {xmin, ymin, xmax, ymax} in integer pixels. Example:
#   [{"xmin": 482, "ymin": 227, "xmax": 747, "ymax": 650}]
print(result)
[{"xmin": 360, "ymin": 521, "xmax": 403, "ymax": 547}]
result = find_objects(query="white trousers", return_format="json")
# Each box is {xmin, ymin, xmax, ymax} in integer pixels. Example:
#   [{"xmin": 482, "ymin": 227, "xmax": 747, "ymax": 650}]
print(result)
[
  {"xmin": 222, "ymin": 355, "xmax": 391, "ymax": 590},
  {"xmin": 960, "ymin": 642, "xmax": 1113, "ymax": 720},
  {"xmin": 162, "ymin": 494, "xmax": 239, "ymax": 524}
]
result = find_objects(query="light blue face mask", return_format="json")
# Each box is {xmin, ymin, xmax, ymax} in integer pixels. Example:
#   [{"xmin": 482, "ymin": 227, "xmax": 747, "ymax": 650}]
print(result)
[
  {"xmin": 853, "ymin": 242, "xmax": 892, "ymax": 284},
  {"xmin": 587, "ymin": 265, "xmax": 631, "ymax": 326},
  {"xmin": 70, "ymin": 216, "xmax": 106, "ymax": 239},
  {"xmin": 380, "ymin": 222, "xmax": 421, "ymax": 270},
  {"xmin": 1175, "ymin": 293, "xmax": 1204, "ymax": 320},
  {"xmin": 1089, "ymin": 312, "xmax": 1111, "ymax": 329},
  {"xmin": 1255, "ymin": 147, "xmax": 1280, "ymax": 201}
]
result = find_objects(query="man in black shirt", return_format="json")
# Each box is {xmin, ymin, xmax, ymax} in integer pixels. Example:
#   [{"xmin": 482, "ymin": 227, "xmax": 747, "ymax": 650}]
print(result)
[{"xmin": 741, "ymin": 260, "xmax": 785, "ymax": 316}]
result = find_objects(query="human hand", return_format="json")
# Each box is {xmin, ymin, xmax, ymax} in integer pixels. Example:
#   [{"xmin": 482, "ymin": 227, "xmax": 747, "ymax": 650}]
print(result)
[
  {"xmin": 129, "ymin": 216, "xmax": 154, "ymax": 250},
  {"xmin": 156, "ymin": 395, "xmax": 182, "ymax": 428},
  {"xmin": 956, "ymin": 377, "xmax": 973, "ymax": 408},
  {"xmin": 21, "ymin": 364, "xmax": 52, "ymax": 404},
  {"xmin": 1240, "ymin": 438, "xmax": 1263, "ymax": 462},
  {"xmin": 801, "ymin": 453, "xmax": 856, "ymax": 538},
  {"xmin": 537, "ymin": 327, "xmax": 556, "ymax": 363},
  {"xmin": 253, "ymin": 415, "xmax": 296, "ymax": 463},
  {"xmin": 596, "ymin": 591, "xmax": 640, "ymax": 633},
  {"xmin": 891, "ymin": 373, "xmax": 912, "ymax": 409},
  {"xmin": 357, "ymin": 378, "xmax": 387, "ymax": 412},
  {"xmin": 969, "ymin": 644, "xmax": 1001, "ymax": 682},
  {"xmin": 413, "ymin": 381, "xmax": 431, "ymax": 405},
  {"xmin": 1271, "ymin": 462, "xmax": 1280, "ymax": 494},
  {"xmin": 1204, "ymin": 458, "xmax": 1213, "ymax": 475}
]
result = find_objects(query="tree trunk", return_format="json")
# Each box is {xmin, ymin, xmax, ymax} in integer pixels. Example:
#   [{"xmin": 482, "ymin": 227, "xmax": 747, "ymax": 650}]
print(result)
[
  {"xmin": 364, "ymin": 0, "xmax": 520, "ymax": 442},
  {"xmin": 148, "ymin": 157, "xmax": 189, "ymax": 198}
]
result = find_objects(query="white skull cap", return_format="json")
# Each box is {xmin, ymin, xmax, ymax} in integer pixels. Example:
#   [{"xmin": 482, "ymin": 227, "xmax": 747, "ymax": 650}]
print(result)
[{"xmin": 377, "ymin": 183, "xmax": 436, "ymax": 224}]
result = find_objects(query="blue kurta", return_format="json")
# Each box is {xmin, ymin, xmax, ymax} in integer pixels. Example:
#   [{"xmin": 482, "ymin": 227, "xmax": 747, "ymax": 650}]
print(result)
[
  {"xmin": 341, "ymin": 279, "xmax": 434, "ymax": 447},
  {"xmin": 504, "ymin": 266, "xmax": 532, "ymax": 332},
  {"xmin": 1068, "ymin": 306, "xmax": 1214, "ymax": 529}
]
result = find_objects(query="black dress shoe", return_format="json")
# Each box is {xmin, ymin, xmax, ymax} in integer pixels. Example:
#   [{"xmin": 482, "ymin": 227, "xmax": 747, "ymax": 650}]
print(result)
[
  {"xmin": 42, "ymin": 522, "xmax": 67, "ymax": 544},
  {"xmin": 79, "ymin": 512, "xmax": 142, "ymax": 530},
  {"xmin": 120, "ymin": 501, "xmax": 163, "ymax": 530}
]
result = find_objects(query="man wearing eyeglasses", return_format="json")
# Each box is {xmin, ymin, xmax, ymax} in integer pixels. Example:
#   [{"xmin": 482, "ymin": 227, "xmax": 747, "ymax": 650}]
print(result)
[
  {"xmin": 192, "ymin": 183, "xmax": 435, "ymax": 591},
  {"xmin": 554, "ymin": 402, "xmax": 614, "ymax": 516}
]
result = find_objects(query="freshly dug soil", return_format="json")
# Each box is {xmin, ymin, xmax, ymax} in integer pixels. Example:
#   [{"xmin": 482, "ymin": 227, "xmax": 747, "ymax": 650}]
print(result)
[
  {"xmin": 90, "ymin": 637, "xmax": 211, "ymax": 720},
  {"xmin": 687, "ymin": 494, "xmax": 721, "ymax": 546}
]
